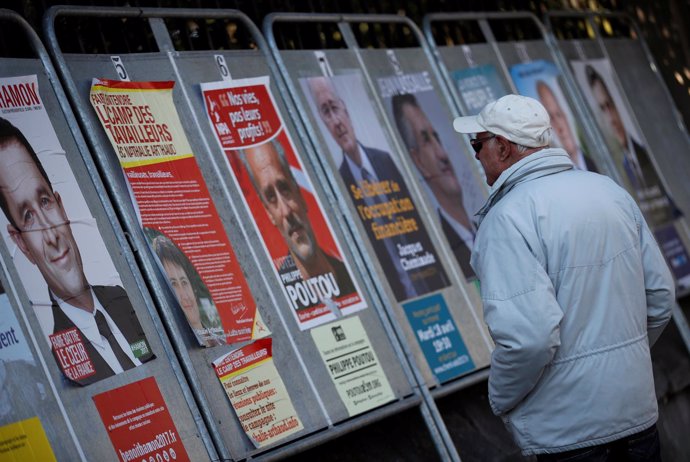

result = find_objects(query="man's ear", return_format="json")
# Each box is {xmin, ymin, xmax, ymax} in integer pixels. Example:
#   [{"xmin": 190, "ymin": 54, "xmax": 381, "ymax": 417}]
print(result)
[
  {"xmin": 54, "ymin": 190, "xmax": 63, "ymax": 211},
  {"xmin": 267, "ymin": 210, "xmax": 277, "ymax": 227},
  {"xmin": 8, "ymin": 223, "xmax": 35, "ymax": 265},
  {"xmin": 497, "ymin": 137, "xmax": 511, "ymax": 161},
  {"xmin": 259, "ymin": 196, "xmax": 278, "ymax": 227},
  {"xmin": 53, "ymin": 191, "xmax": 69, "ymax": 223}
]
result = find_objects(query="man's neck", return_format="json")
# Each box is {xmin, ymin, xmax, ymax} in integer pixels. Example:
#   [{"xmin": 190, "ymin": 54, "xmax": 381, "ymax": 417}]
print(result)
[
  {"xmin": 294, "ymin": 251, "xmax": 334, "ymax": 282},
  {"xmin": 345, "ymin": 146, "xmax": 362, "ymax": 167},
  {"xmin": 436, "ymin": 195, "xmax": 473, "ymax": 231},
  {"xmin": 55, "ymin": 286, "xmax": 95, "ymax": 313}
]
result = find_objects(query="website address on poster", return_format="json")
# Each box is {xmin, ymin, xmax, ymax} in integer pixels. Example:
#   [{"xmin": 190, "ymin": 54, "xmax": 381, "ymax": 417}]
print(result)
[
  {"xmin": 433, "ymin": 355, "xmax": 469, "ymax": 375},
  {"xmin": 118, "ymin": 430, "xmax": 178, "ymax": 462},
  {"xmin": 346, "ymin": 378, "xmax": 382, "ymax": 398}
]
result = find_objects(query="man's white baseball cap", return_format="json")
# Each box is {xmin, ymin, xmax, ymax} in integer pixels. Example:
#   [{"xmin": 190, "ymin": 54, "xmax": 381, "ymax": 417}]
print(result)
[{"xmin": 453, "ymin": 94, "xmax": 552, "ymax": 148}]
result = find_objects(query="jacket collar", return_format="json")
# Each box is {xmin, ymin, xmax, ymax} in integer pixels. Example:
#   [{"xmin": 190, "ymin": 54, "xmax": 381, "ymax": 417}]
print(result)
[{"xmin": 476, "ymin": 148, "xmax": 574, "ymax": 225}]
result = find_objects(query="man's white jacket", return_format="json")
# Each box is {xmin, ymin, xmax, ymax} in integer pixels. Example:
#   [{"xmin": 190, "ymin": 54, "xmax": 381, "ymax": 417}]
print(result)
[{"xmin": 471, "ymin": 148, "xmax": 674, "ymax": 455}]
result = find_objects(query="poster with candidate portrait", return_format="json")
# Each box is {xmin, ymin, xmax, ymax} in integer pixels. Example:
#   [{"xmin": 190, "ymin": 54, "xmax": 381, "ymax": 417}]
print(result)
[
  {"xmin": 376, "ymin": 71, "xmax": 486, "ymax": 282},
  {"xmin": 201, "ymin": 76, "xmax": 366, "ymax": 331},
  {"xmin": 90, "ymin": 79, "xmax": 265, "ymax": 346},
  {"xmin": 570, "ymin": 58, "xmax": 677, "ymax": 227},
  {"xmin": 0, "ymin": 283, "xmax": 61, "ymax": 455},
  {"xmin": 510, "ymin": 60, "xmax": 599, "ymax": 173},
  {"xmin": 298, "ymin": 72, "xmax": 450, "ymax": 303},
  {"xmin": 0, "ymin": 74, "xmax": 153, "ymax": 386},
  {"xmin": 570, "ymin": 59, "xmax": 690, "ymax": 286}
]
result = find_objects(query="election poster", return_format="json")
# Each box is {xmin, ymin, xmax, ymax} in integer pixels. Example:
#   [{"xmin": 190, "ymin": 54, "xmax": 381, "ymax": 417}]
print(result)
[
  {"xmin": 452, "ymin": 65, "xmax": 508, "ymax": 115},
  {"xmin": 310, "ymin": 316, "xmax": 394, "ymax": 416},
  {"xmin": 0, "ymin": 417, "xmax": 56, "ymax": 461},
  {"xmin": 0, "ymin": 285, "xmax": 81, "ymax": 458},
  {"xmin": 93, "ymin": 376, "xmax": 189, "ymax": 462},
  {"xmin": 570, "ymin": 59, "xmax": 678, "ymax": 227},
  {"xmin": 654, "ymin": 224, "xmax": 690, "ymax": 286},
  {"xmin": 510, "ymin": 60, "xmax": 599, "ymax": 172},
  {"xmin": 0, "ymin": 286, "xmax": 49, "ymax": 423},
  {"xmin": 299, "ymin": 72, "xmax": 450, "ymax": 302},
  {"xmin": 402, "ymin": 293, "xmax": 474, "ymax": 383},
  {"xmin": 0, "ymin": 74, "xmax": 153, "ymax": 386},
  {"xmin": 201, "ymin": 76, "xmax": 366, "ymax": 331},
  {"xmin": 213, "ymin": 338, "xmax": 303, "ymax": 447},
  {"xmin": 377, "ymin": 71, "xmax": 486, "ymax": 282},
  {"xmin": 90, "ymin": 79, "xmax": 264, "ymax": 346},
  {"xmin": 570, "ymin": 59, "xmax": 690, "ymax": 286}
]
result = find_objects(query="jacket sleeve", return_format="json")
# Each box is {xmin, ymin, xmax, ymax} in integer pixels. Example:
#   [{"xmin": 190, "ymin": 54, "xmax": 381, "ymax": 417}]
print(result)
[
  {"xmin": 636, "ymin": 207, "xmax": 674, "ymax": 346},
  {"xmin": 472, "ymin": 222, "xmax": 563, "ymax": 417}
]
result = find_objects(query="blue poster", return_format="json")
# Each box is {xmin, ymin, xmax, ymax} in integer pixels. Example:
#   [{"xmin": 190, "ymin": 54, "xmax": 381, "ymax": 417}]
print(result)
[
  {"xmin": 403, "ymin": 293, "xmax": 474, "ymax": 383},
  {"xmin": 654, "ymin": 224, "xmax": 690, "ymax": 289},
  {"xmin": 452, "ymin": 65, "xmax": 508, "ymax": 115}
]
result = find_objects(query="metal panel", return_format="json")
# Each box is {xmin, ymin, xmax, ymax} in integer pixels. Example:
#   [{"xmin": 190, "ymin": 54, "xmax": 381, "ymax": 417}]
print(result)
[
  {"xmin": 546, "ymin": 11, "xmax": 690, "ymax": 210},
  {"xmin": 346, "ymin": 45, "xmax": 491, "ymax": 370},
  {"xmin": 44, "ymin": 6, "xmax": 425, "ymax": 461},
  {"xmin": 63, "ymin": 51, "xmax": 329, "ymax": 458},
  {"xmin": 545, "ymin": 9, "xmax": 690, "ymax": 354},
  {"xmin": 0, "ymin": 242, "xmax": 83, "ymax": 460},
  {"xmin": 424, "ymin": 12, "xmax": 690, "ymax": 358},
  {"xmin": 265, "ymin": 12, "xmax": 495, "ymax": 390},
  {"xmin": 604, "ymin": 37, "xmax": 690, "ymax": 210},
  {"xmin": 262, "ymin": 12, "xmax": 526, "ymax": 462},
  {"xmin": 423, "ymin": 12, "xmax": 621, "ymax": 180},
  {"xmin": 0, "ymin": 9, "xmax": 214, "ymax": 461}
]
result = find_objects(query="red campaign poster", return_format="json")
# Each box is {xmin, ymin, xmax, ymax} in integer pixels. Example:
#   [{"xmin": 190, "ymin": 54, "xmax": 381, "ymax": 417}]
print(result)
[
  {"xmin": 201, "ymin": 77, "xmax": 367, "ymax": 330},
  {"xmin": 90, "ymin": 79, "xmax": 266, "ymax": 346},
  {"xmin": 213, "ymin": 338, "xmax": 303, "ymax": 447},
  {"xmin": 93, "ymin": 376, "xmax": 189, "ymax": 462}
]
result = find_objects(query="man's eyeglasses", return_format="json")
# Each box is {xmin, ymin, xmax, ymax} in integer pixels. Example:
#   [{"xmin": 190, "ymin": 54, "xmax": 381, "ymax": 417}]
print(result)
[{"xmin": 470, "ymin": 134, "xmax": 496, "ymax": 154}]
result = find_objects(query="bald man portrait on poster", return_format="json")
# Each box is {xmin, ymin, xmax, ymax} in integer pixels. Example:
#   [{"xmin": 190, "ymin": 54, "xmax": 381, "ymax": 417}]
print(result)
[{"xmin": 306, "ymin": 76, "xmax": 449, "ymax": 301}]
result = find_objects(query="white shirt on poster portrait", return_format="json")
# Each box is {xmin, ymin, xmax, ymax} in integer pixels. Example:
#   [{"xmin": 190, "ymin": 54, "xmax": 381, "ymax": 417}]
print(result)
[{"xmin": 54, "ymin": 288, "xmax": 142, "ymax": 373}]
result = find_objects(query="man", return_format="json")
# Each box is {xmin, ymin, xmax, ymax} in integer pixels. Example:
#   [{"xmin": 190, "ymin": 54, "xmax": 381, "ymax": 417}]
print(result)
[
  {"xmin": 585, "ymin": 65, "xmax": 677, "ymax": 224},
  {"xmin": 535, "ymin": 80, "xmax": 598, "ymax": 172},
  {"xmin": 241, "ymin": 139, "xmax": 355, "ymax": 307},
  {"xmin": 0, "ymin": 117, "xmax": 152, "ymax": 386},
  {"xmin": 454, "ymin": 95, "xmax": 673, "ymax": 460},
  {"xmin": 391, "ymin": 93, "xmax": 476, "ymax": 280},
  {"xmin": 307, "ymin": 77, "xmax": 449, "ymax": 301}
]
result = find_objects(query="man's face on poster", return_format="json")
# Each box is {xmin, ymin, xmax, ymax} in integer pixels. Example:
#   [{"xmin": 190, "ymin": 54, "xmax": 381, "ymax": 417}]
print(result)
[
  {"xmin": 309, "ymin": 78, "xmax": 358, "ymax": 158},
  {"xmin": 591, "ymin": 79, "xmax": 627, "ymax": 147},
  {"xmin": 0, "ymin": 140, "xmax": 87, "ymax": 301},
  {"xmin": 402, "ymin": 103, "xmax": 463, "ymax": 201},
  {"xmin": 246, "ymin": 143, "xmax": 317, "ymax": 264},
  {"xmin": 537, "ymin": 83, "xmax": 578, "ymax": 158}
]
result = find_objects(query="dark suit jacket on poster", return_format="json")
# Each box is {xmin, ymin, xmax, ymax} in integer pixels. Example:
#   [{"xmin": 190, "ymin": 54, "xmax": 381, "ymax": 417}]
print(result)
[
  {"xmin": 439, "ymin": 213, "xmax": 476, "ymax": 281},
  {"xmin": 325, "ymin": 252, "xmax": 356, "ymax": 297},
  {"xmin": 50, "ymin": 285, "xmax": 153, "ymax": 386},
  {"xmin": 583, "ymin": 153, "xmax": 599, "ymax": 173},
  {"xmin": 339, "ymin": 144, "xmax": 449, "ymax": 301}
]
